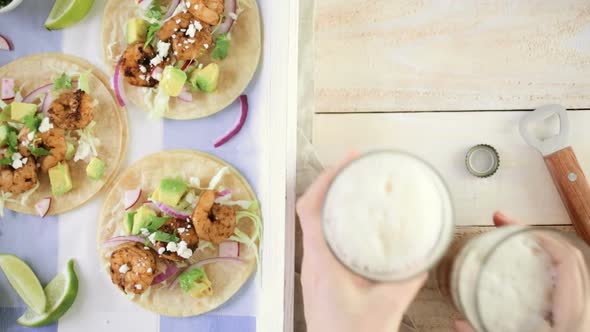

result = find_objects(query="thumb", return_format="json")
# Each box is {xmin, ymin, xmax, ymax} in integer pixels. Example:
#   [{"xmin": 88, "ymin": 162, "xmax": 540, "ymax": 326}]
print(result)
[
  {"xmin": 371, "ymin": 272, "xmax": 428, "ymax": 308},
  {"xmin": 454, "ymin": 320, "xmax": 475, "ymax": 332}
]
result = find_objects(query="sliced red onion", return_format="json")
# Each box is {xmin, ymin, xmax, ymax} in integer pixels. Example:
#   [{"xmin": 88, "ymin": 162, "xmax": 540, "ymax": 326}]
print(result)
[
  {"xmin": 176, "ymin": 85, "xmax": 193, "ymax": 102},
  {"xmin": 34, "ymin": 198, "xmax": 51, "ymax": 218},
  {"xmin": 150, "ymin": 66, "xmax": 163, "ymax": 81},
  {"xmin": 124, "ymin": 189, "xmax": 142, "ymax": 210},
  {"xmin": 40, "ymin": 93, "xmax": 54, "ymax": 114},
  {"xmin": 214, "ymin": 95, "xmax": 248, "ymax": 148},
  {"xmin": 0, "ymin": 35, "xmax": 12, "ymax": 51},
  {"xmin": 22, "ymin": 83, "xmax": 53, "ymax": 103},
  {"xmin": 150, "ymin": 199, "xmax": 191, "ymax": 219},
  {"xmin": 113, "ymin": 59, "xmax": 127, "ymax": 107},
  {"xmin": 102, "ymin": 235, "xmax": 147, "ymax": 249},
  {"xmin": 215, "ymin": 0, "xmax": 237, "ymax": 35},
  {"xmin": 215, "ymin": 189, "xmax": 232, "ymax": 198},
  {"xmin": 151, "ymin": 261, "xmax": 180, "ymax": 285},
  {"xmin": 219, "ymin": 241, "xmax": 240, "ymax": 257},
  {"xmin": 1, "ymin": 78, "xmax": 15, "ymax": 100},
  {"xmin": 163, "ymin": 0, "xmax": 180, "ymax": 20},
  {"xmin": 180, "ymin": 60, "xmax": 193, "ymax": 71}
]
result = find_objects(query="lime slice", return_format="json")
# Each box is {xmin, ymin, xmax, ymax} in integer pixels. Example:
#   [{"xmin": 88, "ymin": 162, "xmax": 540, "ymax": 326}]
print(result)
[
  {"xmin": 0, "ymin": 254, "xmax": 47, "ymax": 314},
  {"xmin": 44, "ymin": 0, "xmax": 95, "ymax": 30},
  {"xmin": 17, "ymin": 260, "xmax": 79, "ymax": 327}
]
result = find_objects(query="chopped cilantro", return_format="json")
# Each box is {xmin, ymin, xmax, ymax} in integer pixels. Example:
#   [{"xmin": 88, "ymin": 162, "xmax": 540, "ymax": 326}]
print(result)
[
  {"xmin": 178, "ymin": 268, "xmax": 206, "ymax": 292},
  {"xmin": 146, "ymin": 0, "xmax": 163, "ymax": 20},
  {"xmin": 0, "ymin": 157, "xmax": 11, "ymax": 165},
  {"xmin": 146, "ymin": 215, "xmax": 168, "ymax": 232},
  {"xmin": 23, "ymin": 114, "xmax": 43, "ymax": 132},
  {"xmin": 29, "ymin": 145, "xmax": 50, "ymax": 157},
  {"xmin": 53, "ymin": 73, "xmax": 73, "ymax": 90},
  {"xmin": 7, "ymin": 130, "xmax": 17, "ymax": 152},
  {"xmin": 152, "ymin": 230, "xmax": 179, "ymax": 243},
  {"xmin": 144, "ymin": 23, "xmax": 161, "ymax": 48},
  {"xmin": 211, "ymin": 33, "xmax": 230, "ymax": 60}
]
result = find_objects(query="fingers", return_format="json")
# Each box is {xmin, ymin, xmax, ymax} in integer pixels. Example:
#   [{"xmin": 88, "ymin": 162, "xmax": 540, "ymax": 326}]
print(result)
[
  {"xmin": 492, "ymin": 211, "xmax": 518, "ymax": 227},
  {"xmin": 296, "ymin": 151, "xmax": 359, "ymax": 238},
  {"xmin": 372, "ymin": 272, "xmax": 428, "ymax": 307},
  {"xmin": 454, "ymin": 320, "xmax": 475, "ymax": 332}
]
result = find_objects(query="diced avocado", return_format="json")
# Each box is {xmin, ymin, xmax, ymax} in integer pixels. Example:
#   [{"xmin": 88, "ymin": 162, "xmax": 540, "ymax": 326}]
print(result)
[
  {"xmin": 49, "ymin": 163, "xmax": 73, "ymax": 196},
  {"xmin": 126, "ymin": 18, "xmax": 149, "ymax": 44},
  {"xmin": 160, "ymin": 66, "xmax": 187, "ymax": 97},
  {"xmin": 86, "ymin": 157, "xmax": 106, "ymax": 181},
  {"xmin": 156, "ymin": 178, "xmax": 187, "ymax": 207},
  {"xmin": 132, "ymin": 205, "xmax": 157, "ymax": 235},
  {"xmin": 0, "ymin": 125, "xmax": 8, "ymax": 146},
  {"xmin": 0, "ymin": 105, "xmax": 11, "ymax": 122},
  {"xmin": 189, "ymin": 63, "xmax": 219, "ymax": 93},
  {"xmin": 10, "ymin": 102, "xmax": 37, "ymax": 122},
  {"xmin": 65, "ymin": 142, "xmax": 75, "ymax": 160},
  {"xmin": 124, "ymin": 211, "xmax": 137, "ymax": 235}
]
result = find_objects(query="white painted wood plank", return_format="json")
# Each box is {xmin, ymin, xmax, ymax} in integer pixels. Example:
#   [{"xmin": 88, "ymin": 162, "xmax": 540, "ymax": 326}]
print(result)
[
  {"xmin": 315, "ymin": 0, "xmax": 590, "ymax": 112},
  {"xmin": 313, "ymin": 111, "xmax": 590, "ymax": 226}
]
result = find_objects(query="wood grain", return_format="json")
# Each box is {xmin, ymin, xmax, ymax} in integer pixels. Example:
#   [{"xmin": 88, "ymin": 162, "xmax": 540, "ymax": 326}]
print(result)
[
  {"xmin": 315, "ymin": 0, "xmax": 590, "ymax": 112},
  {"xmin": 544, "ymin": 147, "xmax": 590, "ymax": 244},
  {"xmin": 312, "ymin": 111, "xmax": 590, "ymax": 226}
]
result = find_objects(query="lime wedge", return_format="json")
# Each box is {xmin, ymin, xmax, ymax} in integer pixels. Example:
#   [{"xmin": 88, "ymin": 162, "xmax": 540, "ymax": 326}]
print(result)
[
  {"xmin": 44, "ymin": 0, "xmax": 95, "ymax": 30},
  {"xmin": 0, "ymin": 254, "xmax": 47, "ymax": 314},
  {"xmin": 17, "ymin": 260, "xmax": 79, "ymax": 327}
]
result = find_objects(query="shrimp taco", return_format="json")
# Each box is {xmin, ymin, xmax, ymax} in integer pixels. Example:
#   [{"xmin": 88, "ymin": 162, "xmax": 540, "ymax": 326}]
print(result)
[
  {"xmin": 97, "ymin": 150, "xmax": 262, "ymax": 316},
  {"xmin": 102, "ymin": 0, "xmax": 261, "ymax": 119},
  {"xmin": 0, "ymin": 54, "xmax": 127, "ymax": 216}
]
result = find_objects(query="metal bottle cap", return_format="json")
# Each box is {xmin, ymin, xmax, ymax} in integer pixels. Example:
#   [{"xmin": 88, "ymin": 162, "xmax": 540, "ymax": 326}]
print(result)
[{"xmin": 465, "ymin": 144, "xmax": 500, "ymax": 178}]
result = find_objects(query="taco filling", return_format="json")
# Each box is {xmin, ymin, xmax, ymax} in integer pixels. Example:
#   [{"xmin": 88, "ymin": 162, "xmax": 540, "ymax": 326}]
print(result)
[
  {"xmin": 0, "ymin": 72, "xmax": 106, "ymax": 217},
  {"xmin": 102, "ymin": 167, "xmax": 261, "ymax": 299},
  {"xmin": 115, "ymin": 0, "xmax": 247, "ymax": 116}
]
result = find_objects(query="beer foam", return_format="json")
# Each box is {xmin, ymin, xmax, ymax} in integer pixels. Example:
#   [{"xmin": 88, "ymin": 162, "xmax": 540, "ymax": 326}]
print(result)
[{"xmin": 322, "ymin": 152, "xmax": 452, "ymax": 279}]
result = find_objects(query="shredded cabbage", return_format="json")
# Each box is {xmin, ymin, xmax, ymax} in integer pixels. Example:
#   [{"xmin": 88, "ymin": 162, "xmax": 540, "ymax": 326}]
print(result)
[
  {"xmin": 19, "ymin": 181, "xmax": 40, "ymax": 205},
  {"xmin": 13, "ymin": 90, "xmax": 22, "ymax": 102},
  {"xmin": 78, "ymin": 71, "xmax": 92, "ymax": 93},
  {"xmin": 0, "ymin": 191, "xmax": 17, "ymax": 218},
  {"xmin": 74, "ymin": 121, "xmax": 100, "ymax": 162},
  {"xmin": 228, "ymin": 210, "xmax": 263, "ymax": 267},
  {"xmin": 183, "ymin": 190, "xmax": 199, "ymax": 208},
  {"xmin": 150, "ymin": 87, "xmax": 169, "ymax": 118},
  {"xmin": 208, "ymin": 167, "xmax": 229, "ymax": 190},
  {"xmin": 197, "ymin": 240, "xmax": 214, "ymax": 251},
  {"xmin": 218, "ymin": 200, "xmax": 253, "ymax": 210}
]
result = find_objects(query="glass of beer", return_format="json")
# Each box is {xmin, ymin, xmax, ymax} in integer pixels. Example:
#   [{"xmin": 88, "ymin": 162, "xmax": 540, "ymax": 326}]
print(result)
[{"xmin": 321, "ymin": 150, "xmax": 455, "ymax": 281}]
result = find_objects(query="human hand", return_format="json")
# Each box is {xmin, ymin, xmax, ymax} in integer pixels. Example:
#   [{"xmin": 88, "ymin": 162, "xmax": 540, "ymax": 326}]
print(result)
[
  {"xmin": 453, "ymin": 212, "xmax": 590, "ymax": 332},
  {"xmin": 453, "ymin": 211, "xmax": 516, "ymax": 332},
  {"xmin": 296, "ymin": 152, "xmax": 428, "ymax": 332}
]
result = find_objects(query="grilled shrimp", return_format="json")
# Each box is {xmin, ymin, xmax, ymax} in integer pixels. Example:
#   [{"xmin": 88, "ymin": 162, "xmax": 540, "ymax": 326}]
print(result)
[
  {"xmin": 158, "ymin": 12, "xmax": 213, "ymax": 61},
  {"xmin": 0, "ymin": 157, "xmax": 38, "ymax": 194},
  {"xmin": 192, "ymin": 190, "xmax": 236, "ymax": 245},
  {"xmin": 37, "ymin": 128, "xmax": 66, "ymax": 172},
  {"xmin": 154, "ymin": 218, "xmax": 199, "ymax": 262},
  {"xmin": 187, "ymin": 0, "xmax": 224, "ymax": 26},
  {"xmin": 120, "ymin": 42, "xmax": 161, "ymax": 87},
  {"xmin": 18, "ymin": 127, "xmax": 34, "ymax": 157},
  {"xmin": 109, "ymin": 243, "xmax": 157, "ymax": 295},
  {"xmin": 48, "ymin": 90, "xmax": 94, "ymax": 130}
]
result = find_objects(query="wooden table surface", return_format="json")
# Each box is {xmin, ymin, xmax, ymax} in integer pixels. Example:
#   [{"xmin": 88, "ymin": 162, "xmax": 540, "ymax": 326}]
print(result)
[{"xmin": 309, "ymin": 0, "xmax": 590, "ymax": 330}]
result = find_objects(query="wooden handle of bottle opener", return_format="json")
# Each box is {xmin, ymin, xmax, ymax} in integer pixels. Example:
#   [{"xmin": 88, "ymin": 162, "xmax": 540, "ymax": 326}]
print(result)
[{"xmin": 544, "ymin": 147, "xmax": 590, "ymax": 244}]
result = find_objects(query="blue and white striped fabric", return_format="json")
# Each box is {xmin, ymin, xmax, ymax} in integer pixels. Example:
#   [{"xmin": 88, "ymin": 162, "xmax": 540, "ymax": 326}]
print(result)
[{"xmin": 0, "ymin": 1, "xmax": 265, "ymax": 331}]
